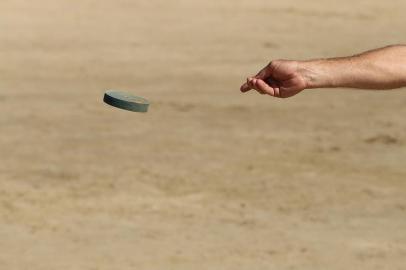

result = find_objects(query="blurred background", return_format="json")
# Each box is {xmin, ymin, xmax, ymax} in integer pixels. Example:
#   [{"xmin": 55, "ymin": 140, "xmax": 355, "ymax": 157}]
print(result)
[{"xmin": 1, "ymin": 0, "xmax": 406, "ymax": 269}]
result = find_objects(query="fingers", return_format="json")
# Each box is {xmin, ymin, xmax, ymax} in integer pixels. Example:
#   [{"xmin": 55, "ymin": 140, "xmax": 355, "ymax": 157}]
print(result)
[
  {"xmin": 240, "ymin": 79, "xmax": 252, "ymax": 92},
  {"xmin": 254, "ymin": 78, "xmax": 276, "ymax": 96},
  {"xmin": 241, "ymin": 77, "xmax": 278, "ymax": 96},
  {"xmin": 240, "ymin": 62, "xmax": 275, "ymax": 93},
  {"xmin": 240, "ymin": 77, "xmax": 257, "ymax": 93}
]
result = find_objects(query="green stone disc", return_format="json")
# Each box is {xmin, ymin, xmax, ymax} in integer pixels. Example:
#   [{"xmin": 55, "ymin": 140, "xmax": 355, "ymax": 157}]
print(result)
[{"xmin": 104, "ymin": 90, "xmax": 149, "ymax": 113}]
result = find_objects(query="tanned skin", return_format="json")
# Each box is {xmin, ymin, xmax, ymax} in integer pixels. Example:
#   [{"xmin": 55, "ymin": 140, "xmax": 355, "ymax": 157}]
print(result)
[{"xmin": 240, "ymin": 45, "xmax": 406, "ymax": 98}]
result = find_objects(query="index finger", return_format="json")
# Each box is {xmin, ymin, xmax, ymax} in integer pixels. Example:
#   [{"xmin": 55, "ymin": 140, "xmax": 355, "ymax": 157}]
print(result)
[{"xmin": 255, "ymin": 63, "xmax": 274, "ymax": 79}]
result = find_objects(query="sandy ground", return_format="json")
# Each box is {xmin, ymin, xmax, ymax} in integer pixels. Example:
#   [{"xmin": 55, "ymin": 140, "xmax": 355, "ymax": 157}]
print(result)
[{"xmin": 1, "ymin": 0, "xmax": 406, "ymax": 269}]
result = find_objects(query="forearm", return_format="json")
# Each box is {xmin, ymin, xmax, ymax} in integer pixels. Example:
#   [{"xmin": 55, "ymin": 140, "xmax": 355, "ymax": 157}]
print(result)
[{"xmin": 300, "ymin": 45, "xmax": 406, "ymax": 90}]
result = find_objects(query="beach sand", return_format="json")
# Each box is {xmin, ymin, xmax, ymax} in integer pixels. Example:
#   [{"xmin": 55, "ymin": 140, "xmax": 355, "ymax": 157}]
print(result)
[{"xmin": 1, "ymin": 0, "xmax": 406, "ymax": 269}]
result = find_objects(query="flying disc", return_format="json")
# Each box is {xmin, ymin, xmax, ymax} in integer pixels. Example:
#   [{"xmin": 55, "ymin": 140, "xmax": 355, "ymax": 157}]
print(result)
[{"xmin": 103, "ymin": 90, "xmax": 149, "ymax": 113}]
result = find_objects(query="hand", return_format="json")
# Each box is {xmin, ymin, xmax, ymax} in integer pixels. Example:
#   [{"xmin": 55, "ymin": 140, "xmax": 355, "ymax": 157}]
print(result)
[{"xmin": 240, "ymin": 60, "xmax": 308, "ymax": 98}]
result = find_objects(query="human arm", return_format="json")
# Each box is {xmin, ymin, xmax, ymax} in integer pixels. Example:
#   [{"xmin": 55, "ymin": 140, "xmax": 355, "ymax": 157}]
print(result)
[{"xmin": 240, "ymin": 45, "xmax": 406, "ymax": 98}]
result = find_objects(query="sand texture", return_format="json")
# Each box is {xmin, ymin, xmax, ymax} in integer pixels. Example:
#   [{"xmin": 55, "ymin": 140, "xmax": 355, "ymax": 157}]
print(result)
[{"xmin": 1, "ymin": 1, "xmax": 406, "ymax": 269}]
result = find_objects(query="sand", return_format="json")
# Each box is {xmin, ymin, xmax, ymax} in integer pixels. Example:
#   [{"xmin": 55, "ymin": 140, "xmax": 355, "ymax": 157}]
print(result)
[{"xmin": 1, "ymin": 0, "xmax": 406, "ymax": 269}]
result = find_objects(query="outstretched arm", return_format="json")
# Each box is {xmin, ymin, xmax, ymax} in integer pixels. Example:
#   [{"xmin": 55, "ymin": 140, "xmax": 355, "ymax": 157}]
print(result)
[{"xmin": 240, "ymin": 45, "xmax": 406, "ymax": 98}]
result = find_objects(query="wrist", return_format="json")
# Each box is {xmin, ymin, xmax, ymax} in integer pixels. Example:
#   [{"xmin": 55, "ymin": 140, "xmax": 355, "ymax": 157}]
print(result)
[{"xmin": 297, "ymin": 60, "xmax": 339, "ymax": 89}]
